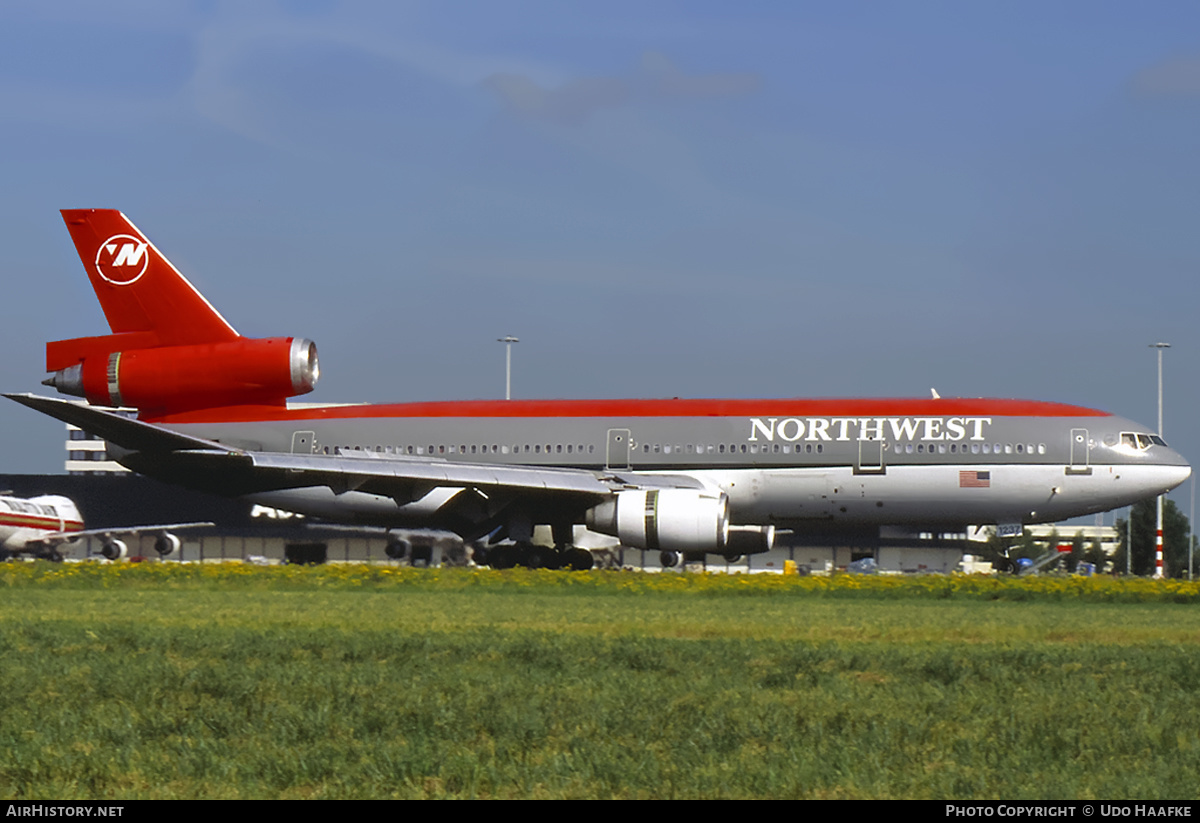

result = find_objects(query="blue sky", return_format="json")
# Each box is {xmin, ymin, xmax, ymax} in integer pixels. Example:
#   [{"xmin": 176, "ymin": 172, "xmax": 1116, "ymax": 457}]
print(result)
[{"xmin": 2, "ymin": 1, "xmax": 1198, "ymax": 519}]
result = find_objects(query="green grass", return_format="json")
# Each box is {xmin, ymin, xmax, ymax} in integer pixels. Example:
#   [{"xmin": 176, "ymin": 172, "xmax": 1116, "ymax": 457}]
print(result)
[{"xmin": 1, "ymin": 565, "xmax": 1199, "ymax": 798}]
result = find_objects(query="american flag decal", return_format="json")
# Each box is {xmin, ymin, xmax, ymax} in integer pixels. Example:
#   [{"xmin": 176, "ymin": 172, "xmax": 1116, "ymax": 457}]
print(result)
[{"xmin": 960, "ymin": 470, "xmax": 991, "ymax": 488}]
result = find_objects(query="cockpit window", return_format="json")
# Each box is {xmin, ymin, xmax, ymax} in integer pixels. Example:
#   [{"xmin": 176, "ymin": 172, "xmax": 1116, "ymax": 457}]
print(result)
[{"xmin": 1121, "ymin": 432, "xmax": 1168, "ymax": 450}]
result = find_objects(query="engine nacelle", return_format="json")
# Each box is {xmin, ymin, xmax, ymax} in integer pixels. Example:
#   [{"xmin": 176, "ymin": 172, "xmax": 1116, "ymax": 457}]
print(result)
[
  {"xmin": 385, "ymin": 539, "xmax": 411, "ymax": 560},
  {"xmin": 153, "ymin": 533, "xmax": 181, "ymax": 557},
  {"xmin": 99, "ymin": 539, "xmax": 128, "ymax": 561},
  {"xmin": 585, "ymin": 489, "xmax": 729, "ymax": 553},
  {"xmin": 725, "ymin": 525, "xmax": 776, "ymax": 557},
  {"xmin": 45, "ymin": 337, "xmax": 319, "ymax": 413}
]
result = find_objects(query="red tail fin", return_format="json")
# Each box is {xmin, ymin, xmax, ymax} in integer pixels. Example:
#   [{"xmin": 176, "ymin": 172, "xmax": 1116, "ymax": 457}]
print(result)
[
  {"xmin": 46, "ymin": 210, "xmax": 319, "ymax": 413},
  {"xmin": 59, "ymin": 209, "xmax": 239, "ymax": 346}
]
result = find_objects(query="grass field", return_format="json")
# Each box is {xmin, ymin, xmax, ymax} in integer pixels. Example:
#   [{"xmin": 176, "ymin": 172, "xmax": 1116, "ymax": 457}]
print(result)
[{"xmin": 1, "ymin": 564, "xmax": 1198, "ymax": 799}]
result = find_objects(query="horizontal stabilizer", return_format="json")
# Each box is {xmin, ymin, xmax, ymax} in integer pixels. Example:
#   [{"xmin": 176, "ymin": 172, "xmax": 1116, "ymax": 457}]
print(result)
[{"xmin": 3, "ymin": 393, "xmax": 234, "ymax": 454}]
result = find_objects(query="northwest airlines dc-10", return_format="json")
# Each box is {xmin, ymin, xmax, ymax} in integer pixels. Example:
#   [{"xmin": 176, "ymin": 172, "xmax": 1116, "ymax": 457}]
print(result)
[{"xmin": 7, "ymin": 209, "xmax": 1191, "ymax": 569}]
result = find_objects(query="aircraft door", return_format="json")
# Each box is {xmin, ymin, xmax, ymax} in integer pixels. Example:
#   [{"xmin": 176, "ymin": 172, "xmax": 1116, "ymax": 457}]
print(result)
[
  {"xmin": 606, "ymin": 429, "xmax": 631, "ymax": 470},
  {"xmin": 291, "ymin": 431, "xmax": 316, "ymax": 454},
  {"xmin": 1068, "ymin": 428, "xmax": 1090, "ymax": 474},
  {"xmin": 856, "ymin": 439, "xmax": 885, "ymax": 475}
]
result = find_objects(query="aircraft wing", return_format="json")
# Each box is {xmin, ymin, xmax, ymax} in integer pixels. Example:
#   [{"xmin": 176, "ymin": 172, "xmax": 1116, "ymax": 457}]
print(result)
[
  {"xmin": 4, "ymin": 393, "xmax": 697, "ymax": 505},
  {"xmin": 244, "ymin": 450, "xmax": 617, "ymax": 495},
  {"xmin": 29, "ymin": 522, "xmax": 215, "ymax": 547},
  {"xmin": 5, "ymin": 393, "xmax": 233, "ymax": 453}
]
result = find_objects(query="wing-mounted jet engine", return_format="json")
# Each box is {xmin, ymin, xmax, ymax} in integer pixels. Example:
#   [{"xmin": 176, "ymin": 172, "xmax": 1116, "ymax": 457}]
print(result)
[{"xmin": 585, "ymin": 489, "xmax": 730, "ymax": 553}]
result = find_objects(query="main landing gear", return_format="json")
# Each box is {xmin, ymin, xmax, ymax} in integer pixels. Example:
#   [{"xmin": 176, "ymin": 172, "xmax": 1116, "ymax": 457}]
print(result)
[{"xmin": 481, "ymin": 543, "xmax": 594, "ymax": 571}]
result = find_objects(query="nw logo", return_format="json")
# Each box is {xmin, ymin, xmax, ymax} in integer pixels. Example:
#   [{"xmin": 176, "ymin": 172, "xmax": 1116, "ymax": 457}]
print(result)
[{"xmin": 95, "ymin": 234, "xmax": 149, "ymax": 285}]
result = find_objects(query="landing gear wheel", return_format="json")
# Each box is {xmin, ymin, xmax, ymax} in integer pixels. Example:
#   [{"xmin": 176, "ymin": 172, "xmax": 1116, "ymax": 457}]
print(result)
[
  {"xmin": 542, "ymin": 548, "xmax": 565, "ymax": 571},
  {"xmin": 565, "ymin": 547, "xmax": 594, "ymax": 571},
  {"xmin": 489, "ymin": 545, "xmax": 517, "ymax": 570},
  {"xmin": 525, "ymin": 544, "xmax": 555, "ymax": 569},
  {"xmin": 659, "ymin": 551, "xmax": 680, "ymax": 568}
]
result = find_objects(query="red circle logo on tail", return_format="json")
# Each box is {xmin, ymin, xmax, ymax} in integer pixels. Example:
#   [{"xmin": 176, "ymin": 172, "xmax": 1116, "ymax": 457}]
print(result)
[{"xmin": 95, "ymin": 234, "xmax": 149, "ymax": 285}]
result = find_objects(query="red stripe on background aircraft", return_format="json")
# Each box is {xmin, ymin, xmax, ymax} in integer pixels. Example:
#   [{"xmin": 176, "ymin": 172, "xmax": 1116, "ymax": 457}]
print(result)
[{"xmin": 7, "ymin": 209, "xmax": 1190, "ymax": 570}]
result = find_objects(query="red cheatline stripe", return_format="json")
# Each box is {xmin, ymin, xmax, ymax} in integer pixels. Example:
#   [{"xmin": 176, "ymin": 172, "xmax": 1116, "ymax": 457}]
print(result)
[{"xmin": 0, "ymin": 514, "xmax": 82, "ymax": 532}]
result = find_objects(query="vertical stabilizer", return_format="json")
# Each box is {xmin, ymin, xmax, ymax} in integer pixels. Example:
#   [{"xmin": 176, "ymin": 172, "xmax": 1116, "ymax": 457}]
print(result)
[{"xmin": 59, "ymin": 209, "xmax": 240, "ymax": 345}]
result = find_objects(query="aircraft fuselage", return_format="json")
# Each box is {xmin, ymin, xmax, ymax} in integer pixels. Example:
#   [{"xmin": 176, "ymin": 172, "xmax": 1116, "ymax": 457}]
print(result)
[{"xmin": 141, "ymin": 397, "xmax": 1190, "ymax": 533}]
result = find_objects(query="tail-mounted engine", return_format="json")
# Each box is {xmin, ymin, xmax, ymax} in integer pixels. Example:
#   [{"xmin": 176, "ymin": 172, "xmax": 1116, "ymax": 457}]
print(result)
[
  {"xmin": 585, "ymin": 489, "xmax": 730, "ymax": 553},
  {"xmin": 44, "ymin": 336, "xmax": 319, "ymax": 413}
]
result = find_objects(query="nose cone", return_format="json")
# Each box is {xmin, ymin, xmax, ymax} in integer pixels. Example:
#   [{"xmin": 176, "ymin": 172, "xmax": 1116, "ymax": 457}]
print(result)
[
  {"xmin": 1157, "ymin": 460, "xmax": 1192, "ymax": 495},
  {"xmin": 1142, "ymin": 444, "xmax": 1191, "ymax": 496}
]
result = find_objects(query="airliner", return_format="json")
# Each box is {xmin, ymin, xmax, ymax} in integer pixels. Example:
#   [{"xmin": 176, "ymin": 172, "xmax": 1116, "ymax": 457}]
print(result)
[
  {"xmin": 0, "ymin": 491, "xmax": 210, "ymax": 561},
  {"xmin": 7, "ymin": 209, "xmax": 1191, "ymax": 570}
]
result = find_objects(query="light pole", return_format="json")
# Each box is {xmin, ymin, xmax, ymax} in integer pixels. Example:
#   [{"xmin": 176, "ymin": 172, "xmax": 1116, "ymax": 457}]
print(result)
[
  {"xmin": 1127, "ymin": 505, "xmax": 1132, "ymax": 576},
  {"xmin": 498, "ymin": 336, "xmax": 519, "ymax": 400},
  {"xmin": 1150, "ymin": 342, "xmax": 1170, "ymax": 578}
]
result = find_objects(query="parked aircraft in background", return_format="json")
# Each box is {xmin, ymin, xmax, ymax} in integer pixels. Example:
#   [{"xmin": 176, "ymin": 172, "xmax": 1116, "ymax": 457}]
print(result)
[
  {"xmin": 7, "ymin": 209, "xmax": 1191, "ymax": 570},
  {"xmin": 0, "ymin": 491, "xmax": 210, "ymax": 561}
]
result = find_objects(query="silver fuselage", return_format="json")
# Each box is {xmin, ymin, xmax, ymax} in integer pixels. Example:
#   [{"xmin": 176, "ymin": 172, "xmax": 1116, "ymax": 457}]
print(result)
[{"xmin": 150, "ymin": 398, "xmax": 1191, "ymax": 532}]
